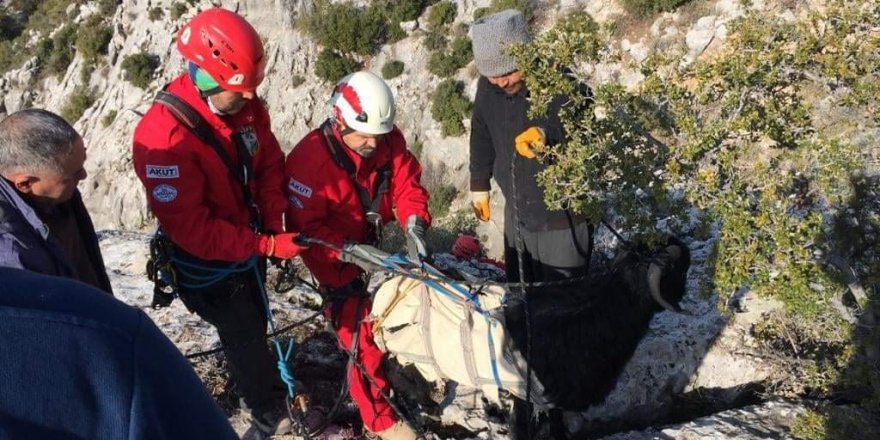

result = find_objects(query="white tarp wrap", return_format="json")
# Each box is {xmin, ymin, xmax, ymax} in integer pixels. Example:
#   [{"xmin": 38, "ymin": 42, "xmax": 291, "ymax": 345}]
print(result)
[{"xmin": 370, "ymin": 275, "xmax": 545, "ymax": 404}]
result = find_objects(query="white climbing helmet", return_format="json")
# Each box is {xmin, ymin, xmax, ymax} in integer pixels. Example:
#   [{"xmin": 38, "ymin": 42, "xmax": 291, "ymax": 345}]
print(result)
[{"xmin": 330, "ymin": 71, "xmax": 395, "ymax": 135}]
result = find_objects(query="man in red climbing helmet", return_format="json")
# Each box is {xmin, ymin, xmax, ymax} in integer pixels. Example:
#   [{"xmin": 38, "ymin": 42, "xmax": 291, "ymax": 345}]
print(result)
[
  {"xmin": 284, "ymin": 71, "xmax": 430, "ymax": 440},
  {"xmin": 132, "ymin": 8, "xmax": 303, "ymax": 435}
]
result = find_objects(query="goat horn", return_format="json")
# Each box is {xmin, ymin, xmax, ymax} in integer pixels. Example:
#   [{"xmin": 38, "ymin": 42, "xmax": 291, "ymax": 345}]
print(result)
[{"xmin": 647, "ymin": 263, "xmax": 682, "ymax": 313}]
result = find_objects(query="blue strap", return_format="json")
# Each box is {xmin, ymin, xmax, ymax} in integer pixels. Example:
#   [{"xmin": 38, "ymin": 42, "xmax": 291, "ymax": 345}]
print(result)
[
  {"xmin": 380, "ymin": 255, "xmax": 504, "ymax": 390},
  {"xmin": 251, "ymin": 260, "xmax": 297, "ymax": 398},
  {"xmin": 170, "ymin": 256, "xmax": 298, "ymax": 398}
]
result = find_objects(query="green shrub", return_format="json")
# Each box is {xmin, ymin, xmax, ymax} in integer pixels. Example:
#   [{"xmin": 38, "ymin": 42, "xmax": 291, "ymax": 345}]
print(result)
[
  {"xmin": 98, "ymin": 0, "xmax": 120, "ymax": 16},
  {"xmin": 75, "ymin": 16, "xmax": 112, "ymax": 61},
  {"xmin": 386, "ymin": 24, "xmax": 407, "ymax": 43},
  {"xmin": 476, "ymin": 0, "xmax": 534, "ymax": 23},
  {"xmin": 619, "ymin": 0, "xmax": 692, "ymax": 17},
  {"xmin": 387, "ymin": 0, "xmax": 425, "ymax": 23},
  {"xmin": 50, "ymin": 24, "xmax": 78, "ymax": 73},
  {"xmin": 302, "ymin": 0, "xmax": 387, "ymax": 56},
  {"xmin": 148, "ymin": 7, "xmax": 163, "ymax": 21},
  {"xmin": 26, "ymin": 0, "xmax": 75, "ymax": 34},
  {"xmin": 513, "ymin": 1, "xmax": 880, "ymax": 419},
  {"xmin": 314, "ymin": 47, "xmax": 360, "ymax": 83},
  {"xmin": 427, "ymin": 37, "xmax": 472, "ymax": 77},
  {"xmin": 101, "ymin": 110, "xmax": 117, "ymax": 127},
  {"xmin": 423, "ymin": 31, "xmax": 447, "ymax": 51},
  {"xmin": 431, "ymin": 79, "xmax": 471, "ymax": 137},
  {"xmin": 291, "ymin": 75, "xmax": 306, "ymax": 87},
  {"xmin": 78, "ymin": 63, "xmax": 93, "ymax": 84},
  {"xmin": 0, "ymin": 11, "xmax": 26, "ymax": 41},
  {"xmin": 381, "ymin": 60, "xmax": 405, "ymax": 79},
  {"xmin": 428, "ymin": 183, "xmax": 458, "ymax": 218},
  {"xmin": 170, "ymin": 2, "xmax": 189, "ymax": 20},
  {"xmin": 409, "ymin": 139, "xmax": 423, "ymax": 158},
  {"xmin": 60, "ymin": 85, "xmax": 94, "ymax": 123},
  {"xmin": 121, "ymin": 52, "xmax": 159, "ymax": 89},
  {"xmin": 427, "ymin": 1, "xmax": 456, "ymax": 29}
]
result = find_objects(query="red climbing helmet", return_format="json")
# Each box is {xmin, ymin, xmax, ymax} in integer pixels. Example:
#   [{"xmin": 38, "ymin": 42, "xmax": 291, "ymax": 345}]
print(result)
[
  {"xmin": 452, "ymin": 235, "xmax": 482, "ymax": 260},
  {"xmin": 176, "ymin": 8, "xmax": 266, "ymax": 92}
]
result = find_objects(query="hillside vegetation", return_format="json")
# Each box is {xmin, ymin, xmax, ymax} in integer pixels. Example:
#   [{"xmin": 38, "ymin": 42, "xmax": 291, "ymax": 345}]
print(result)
[{"xmin": 514, "ymin": 1, "xmax": 878, "ymax": 436}]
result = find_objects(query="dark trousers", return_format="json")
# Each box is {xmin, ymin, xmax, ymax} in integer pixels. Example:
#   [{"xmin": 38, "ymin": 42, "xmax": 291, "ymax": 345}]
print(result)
[
  {"xmin": 504, "ymin": 221, "xmax": 593, "ymax": 283},
  {"xmin": 504, "ymin": 221, "xmax": 593, "ymax": 439},
  {"xmin": 177, "ymin": 267, "xmax": 282, "ymax": 416}
]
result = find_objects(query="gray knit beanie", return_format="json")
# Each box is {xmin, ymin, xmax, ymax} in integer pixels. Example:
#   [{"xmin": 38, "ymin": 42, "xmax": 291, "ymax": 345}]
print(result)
[{"xmin": 470, "ymin": 9, "xmax": 530, "ymax": 77}]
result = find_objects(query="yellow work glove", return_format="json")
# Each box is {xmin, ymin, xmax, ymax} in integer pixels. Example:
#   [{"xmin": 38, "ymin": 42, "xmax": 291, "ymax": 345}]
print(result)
[
  {"xmin": 471, "ymin": 191, "xmax": 490, "ymax": 222},
  {"xmin": 514, "ymin": 127, "xmax": 546, "ymax": 159}
]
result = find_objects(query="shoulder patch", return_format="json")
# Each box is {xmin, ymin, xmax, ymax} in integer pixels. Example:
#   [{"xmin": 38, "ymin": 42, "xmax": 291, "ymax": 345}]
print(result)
[
  {"xmin": 288, "ymin": 178, "xmax": 312, "ymax": 198},
  {"xmin": 152, "ymin": 184, "xmax": 178, "ymax": 203},
  {"xmin": 146, "ymin": 165, "xmax": 179, "ymax": 179},
  {"xmin": 288, "ymin": 196, "xmax": 304, "ymax": 209}
]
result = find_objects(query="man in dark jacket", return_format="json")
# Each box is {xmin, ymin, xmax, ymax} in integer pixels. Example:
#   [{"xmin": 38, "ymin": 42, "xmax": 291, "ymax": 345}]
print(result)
[
  {"xmin": 468, "ymin": 9, "xmax": 593, "ymax": 440},
  {"xmin": 469, "ymin": 9, "xmax": 593, "ymax": 285},
  {"xmin": 0, "ymin": 108, "xmax": 113, "ymax": 295},
  {"xmin": 0, "ymin": 267, "xmax": 238, "ymax": 440}
]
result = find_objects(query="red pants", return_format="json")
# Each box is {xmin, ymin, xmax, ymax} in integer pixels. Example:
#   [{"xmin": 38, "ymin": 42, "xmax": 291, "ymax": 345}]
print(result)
[{"xmin": 326, "ymin": 296, "xmax": 397, "ymax": 433}]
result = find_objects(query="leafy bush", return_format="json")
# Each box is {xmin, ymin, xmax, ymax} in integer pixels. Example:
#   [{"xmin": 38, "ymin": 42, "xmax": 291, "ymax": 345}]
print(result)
[
  {"xmin": 386, "ymin": 0, "xmax": 425, "ymax": 23},
  {"xmin": 101, "ymin": 110, "xmax": 117, "ymax": 127},
  {"xmin": 60, "ymin": 85, "xmax": 94, "ymax": 123},
  {"xmin": 75, "ymin": 16, "xmax": 112, "ymax": 61},
  {"xmin": 314, "ymin": 48, "xmax": 360, "ymax": 83},
  {"xmin": 428, "ymin": 183, "xmax": 458, "ymax": 218},
  {"xmin": 301, "ymin": 0, "xmax": 386, "ymax": 56},
  {"xmin": 0, "ymin": 0, "xmax": 80, "ymax": 74},
  {"xmin": 431, "ymin": 79, "xmax": 471, "ymax": 137},
  {"xmin": 33, "ymin": 24, "xmax": 78, "ymax": 77},
  {"xmin": 148, "ymin": 7, "xmax": 163, "ymax": 21},
  {"xmin": 78, "ymin": 63, "xmax": 93, "ymax": 84},
  {"xmin": 427, "ymin": 37, "xmax": 472, "ymax": 77},
  {"xmin": 619, "ymin": 0, "xmax": 692, "ymax": 18},
  {"xmin": 291, "ymin": 75, "xmax": 306, "ymax": 87},
  {"xmin": 475, "ymin": 0, "xmax": 534, "ymax": 23},
  {"xmin": 170, "ymin": 2, "xmax": 189, "ymax": 20},
  {"xmin": 381, "ymin": 60, "xmax": 405, "ymax": 79},
  {"xmin": 121, "ymin": 52, "xmax": 159, "ymax": 89},
  {"xmin": 513, "ymin": 2, "xmax": 879, "ymax": 427},
  {"xmin": 0, "ymin": 11, "xmax": 26, "ymax": 41},
  {"xmin": 45, "ymin": 24, "xmax": 78, "ymax": 74},
  {"xmin": 423, "ymin": 31, "xmax": 447, "ymax": 51},
  {"xmin": 427, "ymin": 1, "xmax": 456, "ymax": 29},
  {"xmin": 97, "ymin": 0, "xmax": 120, "ymax": 16},
  {"xmin": 409, "ymin": 139, "xmax": 423, "ymax": 159},
  {"xmin": 25, "ymin": 0, "xmax": 74, "ymax": 34}
]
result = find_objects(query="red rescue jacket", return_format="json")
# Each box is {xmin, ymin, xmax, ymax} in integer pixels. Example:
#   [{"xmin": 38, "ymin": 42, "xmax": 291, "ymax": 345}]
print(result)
[
  {"xmin": 132, "ymin": 75, "xmax": 287, "ymax": 262},
  {"xmin": 285, "ymin": 123, "xmax": 430, "ymax": 288}
]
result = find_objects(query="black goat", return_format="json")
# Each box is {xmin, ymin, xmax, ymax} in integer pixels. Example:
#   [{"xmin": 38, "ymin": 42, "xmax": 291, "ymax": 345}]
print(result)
[{"xmin": 503, "ymin": 236, "xmax": 691, "ymax": 411}]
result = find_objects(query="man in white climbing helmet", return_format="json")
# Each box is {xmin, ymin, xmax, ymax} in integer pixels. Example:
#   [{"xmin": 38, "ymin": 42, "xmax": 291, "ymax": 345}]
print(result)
[{"xmin": 284, "ymin": 71, "xmax": 430, "ymax": 440}]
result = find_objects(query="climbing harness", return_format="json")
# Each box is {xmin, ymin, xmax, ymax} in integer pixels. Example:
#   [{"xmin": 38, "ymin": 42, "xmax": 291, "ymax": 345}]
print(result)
[
  {"xmin": 320, "ymin": 120, "xmax": 392, "ymax": 245},
  {"xmin": 146, "ymin": 228, "xmax": 178, "ymax": 309},
  {"xmin": 154, "ymin": 91, "xmax": 261, "ymax": 230}
]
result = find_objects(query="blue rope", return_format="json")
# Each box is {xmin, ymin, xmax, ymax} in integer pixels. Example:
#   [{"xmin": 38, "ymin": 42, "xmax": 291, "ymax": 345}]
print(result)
[{"xmin": 171, "ymin": 256, "xmax": 298, "ymax": 398}]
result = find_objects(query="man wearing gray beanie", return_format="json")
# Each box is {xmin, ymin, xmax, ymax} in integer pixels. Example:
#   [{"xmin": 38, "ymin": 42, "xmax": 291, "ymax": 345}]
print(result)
[{"xmin": 468, "ymin": 9, "xmax": 594, "ymax": 440}]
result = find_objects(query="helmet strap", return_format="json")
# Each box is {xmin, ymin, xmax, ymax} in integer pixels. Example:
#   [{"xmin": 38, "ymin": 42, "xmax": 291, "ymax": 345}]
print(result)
[{"xmin": 333, "ymin": 117, "xmax": 356, "ymax": 136}]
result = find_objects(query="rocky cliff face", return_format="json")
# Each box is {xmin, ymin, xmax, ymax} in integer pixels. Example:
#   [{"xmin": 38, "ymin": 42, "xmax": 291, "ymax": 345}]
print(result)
[
  {"xmin": 0, "ymin": 0, "xmax": 844, "ymax": 436},
  {"xmin": 0, "ymin": 0, "xmax": 741, "ymax": 231}
]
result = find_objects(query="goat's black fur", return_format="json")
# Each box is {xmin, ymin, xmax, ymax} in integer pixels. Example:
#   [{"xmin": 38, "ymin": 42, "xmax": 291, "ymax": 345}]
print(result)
[{"xmin": 503, "ymin": 236, "xmax": 691, "ymax": 411}]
